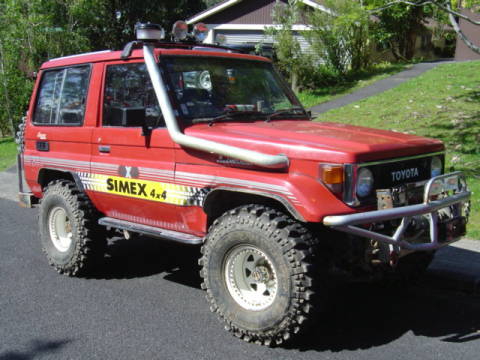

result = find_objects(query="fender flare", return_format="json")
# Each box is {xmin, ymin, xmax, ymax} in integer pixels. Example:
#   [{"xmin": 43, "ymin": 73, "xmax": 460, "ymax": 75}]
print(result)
[
  {"xmin": 37, "ymin": 167, "xmax": 85, "ymax": 193},
  {"xmin": 203, "ymin": 186, "xmax": 305, "ymax": 222}
]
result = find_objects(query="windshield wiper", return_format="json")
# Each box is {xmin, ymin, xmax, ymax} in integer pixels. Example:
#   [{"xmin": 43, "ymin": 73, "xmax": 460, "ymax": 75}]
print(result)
[
  {"xmin": 192, "ymin": 110, "xmax": 265, "ymax": 125},
  {"xmin": 265, "ymin": 107, "xmax": 310, "ymax": 122}
]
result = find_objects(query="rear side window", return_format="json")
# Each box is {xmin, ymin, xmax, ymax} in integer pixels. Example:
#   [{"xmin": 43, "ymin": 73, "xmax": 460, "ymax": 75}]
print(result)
[
  {"xmin": 33, "ymin": 66, "xmax": 90, "ymax": 126},
  {"xmin": 103, "ymin": 63, "xmax": 164, "ymax": 128}
]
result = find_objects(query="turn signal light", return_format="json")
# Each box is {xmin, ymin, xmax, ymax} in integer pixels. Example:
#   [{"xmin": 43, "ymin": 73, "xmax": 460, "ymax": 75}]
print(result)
[
  {"xmin": 321, "ymin": 165, "xmax": 344, "ymax": 184},
  {"xmin": 319, "ymin": 164, "xmax": 344, "ymax": 196}
]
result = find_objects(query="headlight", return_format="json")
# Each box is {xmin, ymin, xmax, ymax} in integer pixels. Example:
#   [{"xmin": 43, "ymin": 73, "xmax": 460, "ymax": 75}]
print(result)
[
  {"xmin": 356, "ymin": 168, "xmax": 374, "ymax": 198},
  {"xmin": 431, "ymin": 156, "xmax": 442, "ymax": 178}
]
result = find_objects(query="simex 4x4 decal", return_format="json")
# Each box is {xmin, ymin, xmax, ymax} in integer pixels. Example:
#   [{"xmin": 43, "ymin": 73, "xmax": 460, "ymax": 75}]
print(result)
[{"xmin": 79, "ymin": 172, "xmax": 209, "ymax": 206}]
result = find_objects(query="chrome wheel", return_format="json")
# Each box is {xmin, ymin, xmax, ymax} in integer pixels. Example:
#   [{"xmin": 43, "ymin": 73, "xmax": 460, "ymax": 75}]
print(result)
[
  {"xmin": 224, "ymin": 245, "xmax": 278, "ymax": 311},
  {"xmin": 48, "ymin": 206, "xmax": 73, "ymax": 252}
]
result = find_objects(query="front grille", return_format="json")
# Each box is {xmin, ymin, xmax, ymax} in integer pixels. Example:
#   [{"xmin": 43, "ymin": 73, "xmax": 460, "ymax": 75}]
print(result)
[
  {"xmin": 371, "ymin": 157, "xmax": 432, "ymax": 189},
  {"xmin": 357, "ymin": 154, "xmax": 444, "ymax": 206}
]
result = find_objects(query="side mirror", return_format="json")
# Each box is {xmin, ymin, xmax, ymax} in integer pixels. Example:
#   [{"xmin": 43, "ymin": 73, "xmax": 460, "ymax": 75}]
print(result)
[
  {"xmin": 142, "ymin": 116, "xmax": 157, "ymax": 137},
  {"xmin": 142, "ymin": 123, "xmax": 153, "ymax": 137}
]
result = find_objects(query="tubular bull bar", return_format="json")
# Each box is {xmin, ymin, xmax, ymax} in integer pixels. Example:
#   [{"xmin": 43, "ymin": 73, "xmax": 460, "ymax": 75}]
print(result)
[{"xmin": 323, "ymin": 172, "xmax": 471, "ymax": 251}]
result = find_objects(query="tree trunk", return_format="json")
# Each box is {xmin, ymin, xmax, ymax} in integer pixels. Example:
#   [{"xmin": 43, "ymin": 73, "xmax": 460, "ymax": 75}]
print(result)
[
  {"xmin": 405, "ymin": 7, "xmax": 424, "ymax": 60},
  {"xmin": 291, "ymin": 71, "xmax": 299, "ymax": 93}
]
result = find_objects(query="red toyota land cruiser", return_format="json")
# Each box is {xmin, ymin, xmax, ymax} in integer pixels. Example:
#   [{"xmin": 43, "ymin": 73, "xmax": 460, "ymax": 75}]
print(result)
[{"xmin": 17, "ymin": 22, "xmax": 471, "ymax": 346}]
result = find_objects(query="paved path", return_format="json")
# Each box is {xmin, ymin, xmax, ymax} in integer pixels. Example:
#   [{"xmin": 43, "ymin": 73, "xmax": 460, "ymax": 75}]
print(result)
[
  {"xmin": 310, "ymin": 60, "xmax": 453, "ymax": 116},
  {"xmin": 1, "ymin": 196, "xmax": 480, "ymax": 359},
  {"xmin": 0, "ymin": 164, "xmax": 18, "ymax": 201}
]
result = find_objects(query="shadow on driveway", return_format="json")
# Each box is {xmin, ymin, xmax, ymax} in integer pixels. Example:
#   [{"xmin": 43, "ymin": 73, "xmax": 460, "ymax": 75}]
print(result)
[
  {"xmin": 0, "ymin": 339, "xmax": 72, "ymax": 360},
  {"xmin": 88, "ymin": 235, "xmax": 202, "ymax": 289},
  {"xmin": 286, "ymin": 275, "xmax": 480, "ymax": 352},
  {"xmin": 86, "ymin": 234, "xmax": 480, "ymax": 352}
]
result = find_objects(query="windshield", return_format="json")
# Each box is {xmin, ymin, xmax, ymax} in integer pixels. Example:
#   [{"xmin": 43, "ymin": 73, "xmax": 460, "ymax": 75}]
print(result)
[{"xmin": 162, "ymin": 56, "xmax": 306, "ymax": 122}]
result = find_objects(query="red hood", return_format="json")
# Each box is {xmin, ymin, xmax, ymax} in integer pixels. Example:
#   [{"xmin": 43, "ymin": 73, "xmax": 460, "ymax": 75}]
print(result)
[{"xmin": 183, "ymin": 120, "xmax": 444, "ymax": 163}]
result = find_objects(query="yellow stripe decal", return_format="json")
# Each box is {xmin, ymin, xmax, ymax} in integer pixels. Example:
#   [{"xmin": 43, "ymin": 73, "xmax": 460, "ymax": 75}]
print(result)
[{"xmin": 80, "ymin": 173, "xmax": 208, "ymax": 206}]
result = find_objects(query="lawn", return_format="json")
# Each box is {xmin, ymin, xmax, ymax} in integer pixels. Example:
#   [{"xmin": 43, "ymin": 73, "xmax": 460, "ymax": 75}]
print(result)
[
  {"xmin": 0, "ymin": 137, "xmax": 16, "ymax": 172},
  {"xmin": 297, "ymin": 62, "xmax": 411, "ymax": 108},
  {"xmin": 316, "ymin": 60, "xmax": 480, "ymax": 239}
]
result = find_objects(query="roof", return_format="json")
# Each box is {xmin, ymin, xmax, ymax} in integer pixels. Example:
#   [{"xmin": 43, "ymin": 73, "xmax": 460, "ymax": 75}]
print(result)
[
  {"xmin": 41, "ymin": 46, "xmax": 270, "ymax": 69},
  {"xmin": 186, "ymin": 0, "xmax": 331, "ymax": 24}
]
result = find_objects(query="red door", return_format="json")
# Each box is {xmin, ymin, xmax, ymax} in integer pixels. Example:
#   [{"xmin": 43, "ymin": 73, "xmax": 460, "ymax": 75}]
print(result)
[{"xmin": 88, "ymin": 60, "xmax": 189, "ymax": 234}]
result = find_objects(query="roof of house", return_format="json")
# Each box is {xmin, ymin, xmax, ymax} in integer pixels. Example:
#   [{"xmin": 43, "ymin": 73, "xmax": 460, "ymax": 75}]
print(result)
[{"xmin": 186, "ymin": 0, "xmax": 330, "ymax": 24}]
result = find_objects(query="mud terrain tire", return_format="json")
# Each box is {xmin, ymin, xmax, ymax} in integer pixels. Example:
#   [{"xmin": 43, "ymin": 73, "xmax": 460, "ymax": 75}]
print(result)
[
  {"xmin": 200, "ymin": 205, "xmax": 321, "ymax": 346},
  {"xmin": 39, "ymin": 180, "xmax": 106, "ymax": 276}
]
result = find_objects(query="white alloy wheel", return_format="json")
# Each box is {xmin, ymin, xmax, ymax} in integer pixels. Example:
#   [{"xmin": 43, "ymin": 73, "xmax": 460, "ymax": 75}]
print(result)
[
  {"xmin": 224, "ymin": 245, "xmax": 278, "ymax": 311},
  {"xmin": 48, "ymin": 206, "xmax": 73, "ymax": 252}
]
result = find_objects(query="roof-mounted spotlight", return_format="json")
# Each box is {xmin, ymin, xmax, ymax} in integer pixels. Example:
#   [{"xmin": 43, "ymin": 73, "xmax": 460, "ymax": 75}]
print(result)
[
  {"xmin": 193, "ymin": 23, "xmax": 208, "ymax": 42},
  {"xmin": 172, "ymin": 20, "xmax": 189, "ymax": 41},
  {"xmin": 135, "ymin": 22, "xmax": 165, "ymax": 42}
]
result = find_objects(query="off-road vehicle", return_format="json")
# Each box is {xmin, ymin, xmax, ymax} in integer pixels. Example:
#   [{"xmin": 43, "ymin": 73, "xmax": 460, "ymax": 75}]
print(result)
[{"xmin": 17, "ymin": 22, "xmax": 471, "ymax": 346}]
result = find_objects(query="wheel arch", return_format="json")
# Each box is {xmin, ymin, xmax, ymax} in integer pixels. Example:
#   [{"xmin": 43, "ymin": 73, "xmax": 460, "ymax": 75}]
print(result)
[
  {"xmin": 203, "ymin": 187, "xmax": 305, "ymax": 227},
  {"xmin": 38, "ymin": 168, "xmax": 84, "ymax": 192}
]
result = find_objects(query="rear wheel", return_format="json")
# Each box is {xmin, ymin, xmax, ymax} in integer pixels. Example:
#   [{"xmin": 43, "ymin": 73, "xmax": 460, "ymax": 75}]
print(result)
[
  {"xmin": 39, "ymin": 180, "xmax": 106, "ymax": 276},
  {"xmin": 200, "ymin": 205, "xmax": 321, "ymax": 346}
]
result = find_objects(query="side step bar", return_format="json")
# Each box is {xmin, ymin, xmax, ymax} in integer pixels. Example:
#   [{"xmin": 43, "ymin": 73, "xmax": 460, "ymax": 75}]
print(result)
[{"xmin": 98, "ymin": 217, "xmax": 203, "ymax": 245}]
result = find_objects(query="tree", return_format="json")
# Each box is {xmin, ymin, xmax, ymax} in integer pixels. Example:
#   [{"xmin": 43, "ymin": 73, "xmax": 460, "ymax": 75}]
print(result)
[
  {"xmin": 203, "ymin": 0, "xmax": 223, "ymax": 7},
  {"xmin": 369, "ymin": 0, "xmax": 480, "ymax": 55},
  {"xmin": 0, "ymin": 0, "xmax": 208, "ymax": 136},
  {"xmin": 0, "ymin": 0, "xmax": 89, "ymax": 136},
  {"xmin": 68, "ymin": 0, "xmax": 207, "ymax": 51},
  {"xmin": 365, "ymin": 0, "xmax": 439, "ymax": 60},
  {"xmin": 304, "ymin": 0, "xmax": 372, "ymax": 74},
  {"xmin": 265, "ymin": 0, "xmax": 308, "ymax": 92}
]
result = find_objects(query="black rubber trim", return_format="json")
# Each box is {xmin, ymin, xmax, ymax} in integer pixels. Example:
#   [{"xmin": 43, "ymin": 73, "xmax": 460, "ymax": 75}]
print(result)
[{"xmin": 203, "ymin": 187, "xmax": 305, "ymax": 222}]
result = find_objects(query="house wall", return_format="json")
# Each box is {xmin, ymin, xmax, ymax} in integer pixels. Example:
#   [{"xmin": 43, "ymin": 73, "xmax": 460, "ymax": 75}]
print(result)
[
  {"xmin": 213, "ymin": 29, "xmax": 312, "ymax": 54},
  {"xmin": 204, "ymin": 0, "xmax": 285, "ymax": 24},
  {"xmin": 200, "ymin": 0, "xmax": 325, "ymax": 25},
  {"xmin": 455, "ymin": 8, "xmax": 480, "ymax": 61}
]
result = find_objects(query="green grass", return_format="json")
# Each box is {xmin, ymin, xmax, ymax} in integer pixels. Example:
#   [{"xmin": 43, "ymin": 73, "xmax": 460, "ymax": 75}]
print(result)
[
  {"xmin": 297, "ymin": 62, "xmax": 411, "ymax": 108},
  {"xmin": 0, "ymin": 137, "xmax": 16, "ymax": 172},
  {"xmin": 316, "ymin": 60, "xmax": 480, "ymax": 239}
]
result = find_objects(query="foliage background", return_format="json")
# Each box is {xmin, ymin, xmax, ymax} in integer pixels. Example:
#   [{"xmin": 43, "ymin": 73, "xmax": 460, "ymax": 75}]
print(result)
[{"xmin": 0, "ymin": 0, "xmax": 207, "ymax": 136}]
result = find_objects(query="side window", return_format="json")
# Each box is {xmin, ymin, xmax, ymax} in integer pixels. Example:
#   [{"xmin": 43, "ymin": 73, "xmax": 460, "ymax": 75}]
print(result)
[
  {"xmin": 103, "ymin": 63, "xmax": 164, "ymax": 128},
  {"xmin": 33, "ymin": 66, "xmax": 90, "ymax": 125}
]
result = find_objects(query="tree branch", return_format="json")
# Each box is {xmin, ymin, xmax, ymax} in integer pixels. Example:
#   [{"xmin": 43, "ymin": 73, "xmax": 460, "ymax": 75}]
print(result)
[
  {"xmin": 370, "ymin": 0, "xmax": 480, "ymax": 26},
  {"xmin": 370, "ymin": 0, "xmax": 480, "ymax": 55},
  {"xmin": 446, "ymin": 2, "xmax": 480, "ymax": 54},
  {"xmin": 369, "ymin": 0, "xmax": 433, "ymax": 13},
  {"xmin": 434, "ymin": 1, "xmax": 480, "ymax": 26}
]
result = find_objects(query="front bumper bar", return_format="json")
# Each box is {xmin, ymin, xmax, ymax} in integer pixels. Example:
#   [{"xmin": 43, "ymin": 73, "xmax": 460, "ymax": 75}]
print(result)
[{"xmin": 323, "ymin": 172, "xmax": 471, "ymax": 251}]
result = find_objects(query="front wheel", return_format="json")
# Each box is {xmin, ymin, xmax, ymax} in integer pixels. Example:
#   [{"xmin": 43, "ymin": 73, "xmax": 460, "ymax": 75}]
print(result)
[{"xmin": 200, "ymin": 205, "xmax": 321, "ymax": 346}]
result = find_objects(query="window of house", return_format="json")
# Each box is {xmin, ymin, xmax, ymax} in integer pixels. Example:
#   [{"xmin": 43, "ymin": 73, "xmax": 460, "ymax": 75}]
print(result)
[
  {"xmin": 33, "ymin": 66, "xmax": 90, "ymax": 126},
  {"xmin": 103, "ymin": 63, "xmax": 164, "ymax": 128}
]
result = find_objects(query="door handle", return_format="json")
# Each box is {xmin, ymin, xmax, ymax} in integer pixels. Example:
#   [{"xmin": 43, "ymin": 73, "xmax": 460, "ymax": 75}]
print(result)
[
  {"xmin": 98, "ymin": 145, "xmax": 110, "ymax": 153},
  {"xmin": 36, "ymin": 141, "xmax": 49, "ymax": 152}
]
